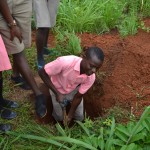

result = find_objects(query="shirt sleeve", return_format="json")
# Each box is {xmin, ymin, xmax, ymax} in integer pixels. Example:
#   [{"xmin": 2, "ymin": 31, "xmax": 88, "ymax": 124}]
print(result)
[
  {"xmin": 44, "ymin": 57, "xmax": 64, "ymax": 76},
  {"xmin": 78, "ymin": 74, "xmax": 95, "ymax": 94}
]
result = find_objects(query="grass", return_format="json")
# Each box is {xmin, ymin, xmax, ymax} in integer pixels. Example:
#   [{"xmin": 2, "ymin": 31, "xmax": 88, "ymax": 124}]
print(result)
[
  {"xmin": 4, "ymin": 106, "xmax": 150, "ymax": 149},
  {"xmin": 1, "ymin": 0, "xmax": 150, "ymax": 148},
  {"xmin": 54, "ymin": 0, "xmax": 150, "ymax": 36}
]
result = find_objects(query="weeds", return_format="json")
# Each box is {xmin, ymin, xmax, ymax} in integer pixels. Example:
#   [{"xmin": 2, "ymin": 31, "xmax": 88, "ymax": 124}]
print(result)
[
  {"xmin": 140, "ymin": 21, "xmax": 150, "ymax": 32},
  {"xmin": 118, "ymin": 13, "xmax": 139, "ymax": 36},
  {"xmin": 127, "ymin": 85, "xmax": 150, "ymax": 100},
  {"xmin": 46, "ymin": 30, "xmax": 81, "ymax": 61}
]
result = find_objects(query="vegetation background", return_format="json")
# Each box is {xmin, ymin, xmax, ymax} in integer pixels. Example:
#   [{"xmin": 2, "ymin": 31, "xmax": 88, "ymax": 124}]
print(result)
[{"xmin": 1, "ymin": 0, "xmax": 150, "ymax": 149}]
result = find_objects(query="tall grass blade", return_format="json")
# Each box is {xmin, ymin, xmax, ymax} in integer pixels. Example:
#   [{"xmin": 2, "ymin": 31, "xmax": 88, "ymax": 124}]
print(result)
[
  {"xmin": 6, "ymin": 131, "xmax": 70, "ymax": 150},
  {"xmin": 76, "ymin": 121, "xmax": 90, "ymax": 136},
  {"xmin": 126, "ymin": 106, "xmax": 150, "ymax": 144}
]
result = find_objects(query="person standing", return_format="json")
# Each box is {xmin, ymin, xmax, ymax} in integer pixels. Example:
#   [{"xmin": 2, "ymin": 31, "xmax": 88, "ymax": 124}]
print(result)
[
  {"xmin": 0, "ymin": 34, "xmax": 18, "ymax": 132},
  {"xmin": 33, "ymin": 0, "xmax": 60, "ymax": 69},
  {"xmin": 0, "ymin": 0, "xmax": 47, "ymax": 118}
]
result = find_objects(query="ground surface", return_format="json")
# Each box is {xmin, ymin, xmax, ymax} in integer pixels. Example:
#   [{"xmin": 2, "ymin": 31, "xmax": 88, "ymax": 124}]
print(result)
[{"xmin": 11, "ymin": 18, "xmax": 150, "ymax": 123}]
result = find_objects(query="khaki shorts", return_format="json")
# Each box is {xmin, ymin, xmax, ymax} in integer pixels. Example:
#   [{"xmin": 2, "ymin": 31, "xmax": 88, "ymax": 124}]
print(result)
[
  {"xmin": 0, "ymin": 0, "xmax": 32, "ymax": 55},
  {"xmin": 49, "ymin": 89, "xmax": 84, "ymax": 122},
  {"xmin": 33, "ymin": 0, "xmax": 60, "ymax": 28}
]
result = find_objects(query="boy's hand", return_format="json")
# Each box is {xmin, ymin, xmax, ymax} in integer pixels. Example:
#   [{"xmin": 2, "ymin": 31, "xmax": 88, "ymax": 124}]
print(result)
[
  {"xmin": 10, "ymin": 26, "xmax": 22, "ymax": 43},
  {"xmin": 64, "ymin": 116, "xmax": 72, "ymax": 126}
]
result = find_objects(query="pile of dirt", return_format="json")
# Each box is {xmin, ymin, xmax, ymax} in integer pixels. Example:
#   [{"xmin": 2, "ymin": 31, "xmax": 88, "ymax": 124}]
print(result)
[
  {"xmin": 33, "ymin": 18, "xmax": 150, "ymax": 122},
  {"xmin": 81, "ymin": 18, "xmax": 150, "ymax": 118}
]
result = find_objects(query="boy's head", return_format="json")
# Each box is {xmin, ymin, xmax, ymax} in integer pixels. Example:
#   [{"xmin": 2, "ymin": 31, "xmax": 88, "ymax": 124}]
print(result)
[{"xmin": 81, "ymin": 46, "xmax": 104, "ymax": 76}]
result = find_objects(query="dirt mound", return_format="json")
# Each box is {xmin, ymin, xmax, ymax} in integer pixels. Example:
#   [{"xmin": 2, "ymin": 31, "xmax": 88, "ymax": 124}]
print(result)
[{"xmin": 81, "ymin": 19, "xmax": 150, "ymax": 118}]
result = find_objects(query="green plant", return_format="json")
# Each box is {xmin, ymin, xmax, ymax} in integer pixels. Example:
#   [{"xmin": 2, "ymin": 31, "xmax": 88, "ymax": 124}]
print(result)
[
  {"xmin": 118, "ymin": 13, "xmax": 139, "ymax": 36},
  {"xmin": 56, "ymin": 0, "xmax": 125, "ymax": 34},
  {"xmin": 104, "ymin": 105, "xmax": 130, "ymax": 123},
  {"xmin": 53, "ymin": 30, "xmax": 81, "ymax": 57},
  {"xmin": 140, "ymin": 21, "xmax": 150, "ymax": 33},
  {"xmin": 140, "ymin": 0, "xmax": 150, "ymax": 17}
]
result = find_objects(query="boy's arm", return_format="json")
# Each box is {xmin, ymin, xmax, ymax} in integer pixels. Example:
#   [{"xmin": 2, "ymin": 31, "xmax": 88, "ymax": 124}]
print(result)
[
  {"xmin": 38, "ymin": 67, "xmax": 64, "ymax": 102},
  {"xmin": 0, "ymin": 0, "xmax": 22, "ymax": 42},
  {"xmin": 67, "ymin": 92, "xmax": 83, "ymax": 121}
]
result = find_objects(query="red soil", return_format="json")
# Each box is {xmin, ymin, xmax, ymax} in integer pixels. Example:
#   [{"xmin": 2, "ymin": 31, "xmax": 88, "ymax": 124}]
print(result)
[{"xmin": 33, "ymin": 18, "xmax": 150, "ymax": 123}]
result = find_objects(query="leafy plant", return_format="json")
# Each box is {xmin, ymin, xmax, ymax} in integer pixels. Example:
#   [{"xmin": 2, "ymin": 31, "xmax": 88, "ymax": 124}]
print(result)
[
  {"xmin": 118, "ymin": 13, "xmax": 139, "ymax": 36},
  {"xmin": 140, "ymin": 21, "xmax": 150, "ymax": 33},
  {"xmin": 54, "ymin": 30, "xmax": 81, "ymax": 56}
]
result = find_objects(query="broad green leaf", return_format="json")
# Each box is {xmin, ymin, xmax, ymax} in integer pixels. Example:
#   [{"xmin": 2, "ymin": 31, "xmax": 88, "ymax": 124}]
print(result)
[
  {"xmin": 55, "ymin": 123, "xmax": 67, "ymax": 136},
  {"xmin": 76, "ymin": 121, "xmax": 90, "ymax": 136},
  {"xmin": 109, "ymin": 118, "xmax": 116, "ymax": 138},
  {"xmin": 70, "ymin": 144, "xmax": 78, "ymax": 150},
  {"xmin": 7, "ymin": 131, "xmax": 70, "ymax": 150},
  {"xmin": 90, "ymin": 136, "xmax": 99, "ymax": 148},
  {"xmin": 98, "ymin": 138, "xmax": 105, "ymax": 150},
  {"xmin": 142, "ymin": 119, "xmax": 150, "ymax": 131},
  {"xmin": 113, "ymin": 139, "xmax": 125, "ymax": 146},
  {"xmin": 127, "ymin": 122, "xmax": 136, "ymax": 133},
  {"xmin": 144, "ymin": 135, "xmax": 150, "ymax": 143},
  {"xmin": 52, "ymin": 136, "xmax": 97, "ymax": 150},
  {"xmin": 105, "ymin": 137, "xmax": 114, "ymax": 150},
  {"xmin": 143, "ymin": 144, "xmax": 150, "ymax": 150},
  {"xmin": 115, "ymin": 131, "xmax": 128, "ymax": 142},
  {"xmin": 134, "ymin": 125, "xmax": 145, "ymax": 135},
  {"xmin": 120, "ymin": 143, "xmax": 137, "ymax": 150},
  {"xmin": 130, "ymin": 133, "xmax": 146, "ymax": 143},
  {"xmin": 116, "ymin": 124, "xmax": 130, "ymax": 136},
  {"xmin": 126, "ymin": 106, "xmax": 150, "ymax": 144}
]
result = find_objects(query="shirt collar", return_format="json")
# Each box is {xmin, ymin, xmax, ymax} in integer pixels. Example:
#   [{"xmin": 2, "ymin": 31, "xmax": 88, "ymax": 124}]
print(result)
[{"xmin": 74, "ymin": 58, "xmax": 82, "ymax": 72}]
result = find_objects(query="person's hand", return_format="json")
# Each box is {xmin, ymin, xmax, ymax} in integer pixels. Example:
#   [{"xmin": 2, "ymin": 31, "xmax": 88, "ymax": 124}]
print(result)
[
  {"xmin": 64, "ymin": 115, "xmax": 72, "ymax": 126},
  {"xmin": 10, "ymin": 26, "xmax": 22, "ymax": 43},
  {"xmin": 56, "ymin": 93, "xmax": 65, "ymax": 103}
]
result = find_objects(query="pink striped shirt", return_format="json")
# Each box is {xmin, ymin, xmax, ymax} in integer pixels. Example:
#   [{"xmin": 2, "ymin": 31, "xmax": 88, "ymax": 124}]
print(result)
[{"xmin": 44, "ymin": 55, "xmax": 95, "ymax": 94}]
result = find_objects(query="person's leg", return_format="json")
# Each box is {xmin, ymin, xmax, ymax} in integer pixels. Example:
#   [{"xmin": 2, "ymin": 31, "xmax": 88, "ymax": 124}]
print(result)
[
  {"xmin": 11, "ymin": 59, "xmax": 31, "ymax": 90},
  {"xmin": 12, "ymin": 51, "xmax": 47, "ymax": 118},
  {"xmin": 10, "ymin": 0, "xmax": 32, "ymax": 90},
  {"xmin": 49, "ymin": 89, "xmax": 63, "ymax": 121},
  {"xmin": 0, "ymin": 72, "xmax": 11, "ymax": 132},
  {"xmin": 43, "ymin": 29, "xmax": 51, "ymax": 55},
  {"xmin": 0, "ymin": 71, "xmax": 17, "ymax": 119},
  {"xmin": 33, "ymin": 0, "xmax": 51, "ymax": 69},
  {"xmin": 73, "ymin": 98, "xmax": 84, "ymax": 121},
  {"xmin": 36, "ymin": 28, "xmax": 50, "ymax": 69}
]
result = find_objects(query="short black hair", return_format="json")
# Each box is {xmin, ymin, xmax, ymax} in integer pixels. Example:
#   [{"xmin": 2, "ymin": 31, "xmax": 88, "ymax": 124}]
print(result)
[{"xmin": 85, "ymin": 46, "xmax": 104, "ymax": 62}]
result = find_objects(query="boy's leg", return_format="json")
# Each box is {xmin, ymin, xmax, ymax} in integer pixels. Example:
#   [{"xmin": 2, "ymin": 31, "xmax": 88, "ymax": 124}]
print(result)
[
  {"xmin": 33, "ymin": 0, "xmax": 50, "ymax": 69},
  {"xmin": 73, "ymin": 99, "xmax": 84, "ymax": 121},
  {"xmin": 12, "ymin": 51, "xmax": 47, "ymax": 118},
  {"xmin": 36, "ymin": 28, "xmax": 49, "ymax": 69},
  {"xmin": 33, "ymin": 0, "xmax": 60, "ymax": 69},
  {"xmin": 11, "ymin": 0, "xmax": 32, "ymax": 90},
  {"xmin": 0, "ymin": 72, "xmax": 17, "ymax": 119},
  {"xmin": 49, "ymin": 89, "xmax": 63, "ymax": 121}
]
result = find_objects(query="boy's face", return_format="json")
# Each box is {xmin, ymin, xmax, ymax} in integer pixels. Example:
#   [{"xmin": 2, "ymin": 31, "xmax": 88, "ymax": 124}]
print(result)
[{"xmin": 82, "ymin": 55, "xmax": 103, "ymax": 76}]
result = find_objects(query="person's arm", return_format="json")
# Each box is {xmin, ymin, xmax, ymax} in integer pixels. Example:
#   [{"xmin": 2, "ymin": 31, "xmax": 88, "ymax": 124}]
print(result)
[
  {"xmin": 0, "ymin": 0, "xmax": 22, "ymax": 42},
  {"xmin": 67, "ymin": 92, "xmax": 83, "ymax": 121},
  {"xmin": 38, "ymin": 67, "xmax": 64, "ymax": 102}
]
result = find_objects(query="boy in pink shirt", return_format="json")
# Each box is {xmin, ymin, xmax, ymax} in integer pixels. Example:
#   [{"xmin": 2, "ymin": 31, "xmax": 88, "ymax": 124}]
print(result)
[
  {"xmin": 0, "ymin": 35, "xmax": 18, "ymax": 132},
  {"xmin": 39, "ymin": 46, "xmax": 104, "ymax": 124}
]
